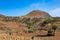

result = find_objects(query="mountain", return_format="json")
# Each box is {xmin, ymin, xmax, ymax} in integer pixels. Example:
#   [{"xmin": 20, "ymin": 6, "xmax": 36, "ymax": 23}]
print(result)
[{"xmin": 22, "ymin": 10, "xmax": 51, "ymax": 18}]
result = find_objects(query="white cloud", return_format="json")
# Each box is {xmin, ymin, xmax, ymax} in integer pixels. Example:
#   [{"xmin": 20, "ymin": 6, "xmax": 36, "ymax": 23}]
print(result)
[{"xmin": 49, "ymin": 8, "xmax": 60, "ymax": 17}]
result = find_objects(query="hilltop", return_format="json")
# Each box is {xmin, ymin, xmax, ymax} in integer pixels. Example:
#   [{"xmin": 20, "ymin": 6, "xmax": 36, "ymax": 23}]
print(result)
[{"xmin": 22, "ymin": 10, "xmax": 51, "ymax": 18}]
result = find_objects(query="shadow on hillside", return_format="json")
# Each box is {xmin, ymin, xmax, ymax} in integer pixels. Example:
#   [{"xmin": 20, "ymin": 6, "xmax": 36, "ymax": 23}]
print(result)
[{"xmin": 35, "ymin": 35, "xmax": 54, "ymax": 37}]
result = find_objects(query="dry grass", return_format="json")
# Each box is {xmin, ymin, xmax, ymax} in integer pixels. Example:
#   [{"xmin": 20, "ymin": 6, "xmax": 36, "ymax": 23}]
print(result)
[
  {"xmin": 0, "ymin": 30, "xmax": 60, "ymax": 40},
  {"xmin": 0, "ymin": 33, "xmax": 41, "ymax": 40}
]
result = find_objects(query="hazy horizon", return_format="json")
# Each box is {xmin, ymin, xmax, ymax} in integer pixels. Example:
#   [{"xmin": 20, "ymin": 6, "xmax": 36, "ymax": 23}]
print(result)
[{"xmin": 0, "ymin": 0, "xmax": 60, "ymax": 17}]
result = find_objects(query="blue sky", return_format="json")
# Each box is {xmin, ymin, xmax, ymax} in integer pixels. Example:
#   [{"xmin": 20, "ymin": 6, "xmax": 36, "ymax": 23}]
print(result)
[{"xmin": 0, "ymin": 0, "xmax": 60, "ymax": 17}]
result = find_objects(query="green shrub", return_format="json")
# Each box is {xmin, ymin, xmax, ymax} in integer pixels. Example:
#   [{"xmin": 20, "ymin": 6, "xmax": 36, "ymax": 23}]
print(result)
[
  {"xmin": 9, "ymin": 32, "xmax": 12, "ymax": 35},
  {"xmin": 31, "ymin": 36, "xmax": 34, "ymax": 40},
  {"xmin": 58, "ymin": 28, "xmax": 60, "ymax": 30},
  {"xmin": 47, "ymin": 29, "xmax": 53, "ymax": 36},
  {"xmin": 28, "ymin": 30, "xmax": 33, "ymax": 33}
]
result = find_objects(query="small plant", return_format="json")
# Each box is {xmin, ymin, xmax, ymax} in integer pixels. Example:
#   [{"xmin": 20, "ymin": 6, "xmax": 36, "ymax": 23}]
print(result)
[
  {"xmin": 27, "ymin": 26, "xmax": 31, "ymax": 29},
  {"xmin": 16, "ymin": 31, "xmax": 19, "ymax": 34},
  {"xmin": 28, "ymin": 30, "xmax": 33, "ymax": 33},
  {"xmin": 47, "ymin": 29, "xmax": 53, "ymax": 36},
  {"xmin": 9, "ymin": 32, "xmax": 12, "ymax": 35},
  {"xmin": 31, "ymin": 36, "xmax": 34, "ymax": 40},
  {"xmin": 7, "ymin": 31, "xmax": 12, "ymax": 35},
  {"xmin": 58, "ymin": 28, "xmax": 60, "ymax": 30},
  {"xmin": 6, "ymin": 29, "xmax": 12, "ymax": 35}
]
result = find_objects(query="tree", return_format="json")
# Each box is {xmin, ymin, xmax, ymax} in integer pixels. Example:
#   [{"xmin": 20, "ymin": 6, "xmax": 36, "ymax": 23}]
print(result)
[{"xmin": 52, "ymin": 25, "xmax": 57, "ymax": 36}]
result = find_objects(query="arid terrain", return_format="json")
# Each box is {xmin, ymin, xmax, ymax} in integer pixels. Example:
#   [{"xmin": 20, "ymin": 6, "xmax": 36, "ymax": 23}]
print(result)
[{"xmin": 0, "ymin": 10, "xmax": 60, "ymax": 40}]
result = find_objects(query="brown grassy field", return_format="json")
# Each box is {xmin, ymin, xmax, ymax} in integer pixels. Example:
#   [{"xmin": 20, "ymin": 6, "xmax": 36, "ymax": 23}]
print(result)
[{"xmin": 0, "ymin": 30, "xmax": 60, "ymax": 40}]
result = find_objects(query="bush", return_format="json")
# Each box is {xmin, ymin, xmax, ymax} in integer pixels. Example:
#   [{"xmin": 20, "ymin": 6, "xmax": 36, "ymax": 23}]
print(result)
[
  {"xmin": 31, "ymin": 36, "xmax": 34, "ymax": 40},
  {"xmin": 7, "ymin": 31, "xmax": 12, "ymax": 35},
  {"xmin": 6, "ymin": 31, "xmax": 12, "ymax": 35},
  {"xmin": 28, "ymin": 30, "xmax": 33, "ymax": 33},
  {"xmin": 28, "ymin": 26, "xmax": 31, "ymax": 29},
  {"xmin": 59, "ymin": 28, "xmax": 60, "ymax": 30},
  {"xmin": 47, "ymin": 29, "xmax": 53, "ymax": 36},
  {"xmin": 16, "ymin": 31, "xmax": 19, "ymax": 34}
]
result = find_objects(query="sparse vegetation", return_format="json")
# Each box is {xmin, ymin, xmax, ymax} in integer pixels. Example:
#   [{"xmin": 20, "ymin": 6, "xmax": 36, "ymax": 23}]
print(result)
[
  {"xmin": 0, "ymin": 10, "xmax": 60, "ymax": 40},
  {"xmin": 47, "ymin": 29, "xmax": 53, "ymax": 36},
  {"xmin": 51, "ymin": 25, "xmax": 57, "ymax": 36},
  {"xmin": 28, "ymin": 30, "xmax": 33, "ymax": 33},
  {"xmin": 31, "ymin": 36, "xmax": 34, "ymax": 40}
]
